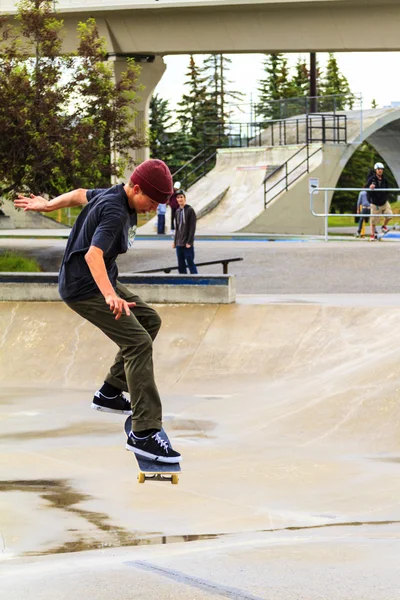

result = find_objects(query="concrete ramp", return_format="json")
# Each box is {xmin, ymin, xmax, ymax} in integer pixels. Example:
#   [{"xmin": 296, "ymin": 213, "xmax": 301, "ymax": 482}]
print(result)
[
  {"xmin": 139, "ymin": 146, "xmax": 302, "ymax": 235},
  {"xmin": 1, "ymin": 300, "xmax": 400, "ymax": 565}
]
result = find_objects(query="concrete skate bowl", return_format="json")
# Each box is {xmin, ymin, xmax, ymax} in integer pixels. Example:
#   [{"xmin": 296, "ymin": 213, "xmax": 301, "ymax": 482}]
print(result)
[{"xmin": 1, "ymin": 300, "xmax": 400, "ymax": 562}]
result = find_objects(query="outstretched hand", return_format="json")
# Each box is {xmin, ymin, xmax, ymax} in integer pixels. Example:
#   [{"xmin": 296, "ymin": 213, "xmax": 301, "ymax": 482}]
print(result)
[
  {"xmin": 105, "ymin": 294, "xmax": 136, "ymax": 320},
  {"xmin": 14, "ymin": 194, "xmax": 48, "ymax": 212}
]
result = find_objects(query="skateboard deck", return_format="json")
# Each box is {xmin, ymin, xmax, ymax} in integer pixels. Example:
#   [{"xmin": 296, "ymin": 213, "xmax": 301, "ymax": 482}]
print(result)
[{"xmin": 124, "ymin": 416, "xmax": 181, "ymax": 484}]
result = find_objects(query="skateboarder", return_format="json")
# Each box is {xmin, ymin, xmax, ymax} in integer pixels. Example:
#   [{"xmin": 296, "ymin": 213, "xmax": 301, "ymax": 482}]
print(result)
[{"xmin": 14, "ymin": 159, "xmax": 181, "ymax": 464}]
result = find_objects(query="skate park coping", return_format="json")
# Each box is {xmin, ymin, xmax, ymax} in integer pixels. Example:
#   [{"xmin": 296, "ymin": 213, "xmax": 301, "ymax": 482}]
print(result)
[{"xmin": 0, "ymin": 272, "xmax": 236, "ymax": 304}]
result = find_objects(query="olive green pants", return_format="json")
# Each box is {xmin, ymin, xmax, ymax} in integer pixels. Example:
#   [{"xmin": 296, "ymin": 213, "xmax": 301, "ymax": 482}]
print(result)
[{"xmin": 65, "ymin": 282, "xmax": 162, "ymax": 432}]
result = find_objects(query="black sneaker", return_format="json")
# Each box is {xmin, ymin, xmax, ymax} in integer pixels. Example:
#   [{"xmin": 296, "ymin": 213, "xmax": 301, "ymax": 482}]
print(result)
[
  {"xmin": 91, "ymin": 390, "xmax": 132, "ymax": 415},
  {"xmin": 126, "ymin": 431, "xmax": 181, "ymax": 464}
]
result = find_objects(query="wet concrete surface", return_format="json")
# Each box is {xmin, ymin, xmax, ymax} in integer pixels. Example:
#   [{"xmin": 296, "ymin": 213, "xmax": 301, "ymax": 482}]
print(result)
[{"xmin": 2, "ymin": 299, "xmax": 400, "ymax": 598}]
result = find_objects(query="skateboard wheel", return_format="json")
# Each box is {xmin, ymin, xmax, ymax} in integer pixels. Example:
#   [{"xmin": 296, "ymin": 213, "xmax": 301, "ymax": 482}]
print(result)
[
  {"xmin": 138, "ymin": 473, "xmax": 145, "ymax": 484},
  {"xmin": 171, "ymin": 474, "xmax": 179, "ymax": 485}
]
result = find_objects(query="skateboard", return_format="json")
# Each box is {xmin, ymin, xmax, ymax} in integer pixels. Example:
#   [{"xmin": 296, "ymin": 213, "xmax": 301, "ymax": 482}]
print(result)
[{"xmin": 124, "ymin": 416, "xmax": 181, "ymax": 484}]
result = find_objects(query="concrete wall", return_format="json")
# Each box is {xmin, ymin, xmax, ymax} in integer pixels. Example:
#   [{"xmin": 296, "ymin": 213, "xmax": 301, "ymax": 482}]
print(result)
[{"xmin": 0, "ymin": 273, "xmax": 236, "ymax": 304}]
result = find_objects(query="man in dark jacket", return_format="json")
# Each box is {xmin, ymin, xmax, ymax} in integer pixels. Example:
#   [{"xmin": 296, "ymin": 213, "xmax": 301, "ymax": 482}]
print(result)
[
  {"xmin": 366, "ymin": 162, "xmax": 392, "ymax": 241},
  {"xmin": 172, "ymin": 190, "xmax": 198, "ymax": 274}
]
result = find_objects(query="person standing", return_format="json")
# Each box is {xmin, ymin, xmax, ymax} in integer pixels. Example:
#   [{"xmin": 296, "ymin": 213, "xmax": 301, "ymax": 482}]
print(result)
[
  {"xmin": 366, "ymin": 162, "xmax": 392, "ymax": 241},
  {"xmin": 168, "ymin": 181, "xmax": 180, "ymax": 234},
  {"xmin": 172, "ymin": 190, "xmax": 198, "ymax": 274},
  {"xmin": 157, "ymin": 201, "xmax": 166, "ymax": 235},
  {"xmin": 355, "ymin": 189, "xmax": 370, "ymax": 238},
  {"xmin": 14, "ymin": 159, "xmax": 181, "ymax": 464}
]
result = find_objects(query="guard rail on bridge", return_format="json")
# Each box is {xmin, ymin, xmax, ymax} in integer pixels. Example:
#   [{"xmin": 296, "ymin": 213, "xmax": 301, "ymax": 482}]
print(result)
[{"xmin": 203, "ymin": 114, "xmax": 347, "ymax": 149}]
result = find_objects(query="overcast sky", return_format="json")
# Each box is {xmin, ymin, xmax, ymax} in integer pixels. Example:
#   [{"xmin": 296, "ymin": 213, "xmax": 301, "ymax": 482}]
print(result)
[{"xmin": 155, "ymin": 51, "xmax": 400, "ymax": 120}]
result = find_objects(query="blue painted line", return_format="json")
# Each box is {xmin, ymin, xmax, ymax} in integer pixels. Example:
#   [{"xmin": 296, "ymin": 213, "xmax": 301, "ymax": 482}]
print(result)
[
  {"xmin": 137, "ymin": 235, "xmax": 311, "ymax": 243},
  {"xmin": 382, "ymin": 233, "xmax": 400, "ymax": 240},
  {"xmin": 120, "ymin": 276, "xmax": 228, "ymax": 286},
  {"xmin": 0, "ymin": 274, "xmax": 229, "ymax": 286}
]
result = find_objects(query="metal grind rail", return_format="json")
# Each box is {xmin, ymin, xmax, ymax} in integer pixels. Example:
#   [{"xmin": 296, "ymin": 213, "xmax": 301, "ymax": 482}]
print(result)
[{"xmin": 310, "ymin": 187, "xmax": 400, "ymax": 241}]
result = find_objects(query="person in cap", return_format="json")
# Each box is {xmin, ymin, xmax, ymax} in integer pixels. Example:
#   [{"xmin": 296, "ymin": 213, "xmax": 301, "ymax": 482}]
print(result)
[
  {"xmin": 172, "ymin": 190, "xmax": 198, "ymax": 274},
  {"xmin": 14, "ymin": 159, "xmax": 181, "ymax": 464},
  {"xmin": 366, "ymin": 162, "xmax": 392, "ymax": 241}
]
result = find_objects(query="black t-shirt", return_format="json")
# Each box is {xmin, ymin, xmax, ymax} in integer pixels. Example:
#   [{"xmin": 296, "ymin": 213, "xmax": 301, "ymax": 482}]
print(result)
[
  {"xmin": 366, "ymin": 175, "xmax": 390, "ymax": 206},
  {"xmin": 58, "ymin": 184, "xmax": 137, "ymax": 302}
]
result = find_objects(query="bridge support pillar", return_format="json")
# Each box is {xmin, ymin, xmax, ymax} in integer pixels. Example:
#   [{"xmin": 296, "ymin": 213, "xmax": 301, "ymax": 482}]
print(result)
[{"xmin": 108, "ymin": 53, "xmax": 166, "ymax": 175}]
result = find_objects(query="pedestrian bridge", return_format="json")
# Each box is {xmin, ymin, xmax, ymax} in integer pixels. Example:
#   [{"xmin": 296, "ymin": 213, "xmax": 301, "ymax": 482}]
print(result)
[{"xmin": 2, "ymin": 0, "xmax": 400, "ymax": 55}]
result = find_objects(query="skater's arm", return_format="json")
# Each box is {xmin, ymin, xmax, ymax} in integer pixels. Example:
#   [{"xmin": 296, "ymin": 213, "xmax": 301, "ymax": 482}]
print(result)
[
  {"xmin": 85, "ymin": 245, "xmax": 136, "ymax": 319},
  {"xmin": 14, "ymin": 189, "xmax": 88, "ymax": 212}
]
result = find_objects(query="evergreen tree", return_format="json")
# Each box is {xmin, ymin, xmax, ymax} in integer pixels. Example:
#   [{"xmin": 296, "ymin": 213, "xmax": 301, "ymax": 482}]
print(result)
[
  {"xmin": 256, "ymin": 53, "xmax": 292, "ymax": 120},
  {"xmin": 176, "ymin": 54, "xmax": 209, "ymax": 156},
  {"xmin": 371, "ymin": 98, "xmax": 378, "ymax": 108},
  {"xmin": 319, "ymin": 53, "xmax": 353, "ymax": 111},
  {"xmin": 292, "ymin": 57, "xmax": 310, "ymax": 96},
  {"xmin": 202, "ymin": 53, "xmax": 244, "ymax": 139},
  {"xmin": 149, "ymin": 94, "xmax": 175, "ymax": 162}
]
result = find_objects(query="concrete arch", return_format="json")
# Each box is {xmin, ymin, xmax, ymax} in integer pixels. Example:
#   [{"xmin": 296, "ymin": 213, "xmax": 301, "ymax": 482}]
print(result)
[{"xmin": 330, "ymin": 108, "xmax": 400, "ymax": 191}]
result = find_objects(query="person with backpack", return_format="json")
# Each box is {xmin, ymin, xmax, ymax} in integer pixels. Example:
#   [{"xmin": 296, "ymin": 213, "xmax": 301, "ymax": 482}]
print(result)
[
  {"xmin": 354, "ymin": 189, "xmax": 371, "ymax": 238},
  {"xmin": 366, "ymin": 162, "xmax": 392, "ymax": 241}
]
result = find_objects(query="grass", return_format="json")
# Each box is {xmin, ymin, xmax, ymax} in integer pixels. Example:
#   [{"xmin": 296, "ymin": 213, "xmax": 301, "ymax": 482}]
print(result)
[
  {"xmin": 329, "ymin": 201, "xmax": 400, "ymax": 227},
  {"xmin": 0, "ymin": 251, "xmax": 41, "ymax": 272},
  {"xmin": 46, "ymin": 207, "xmax": 156, "ymax": 228},
  {"xmin": 46, "ymin": 207, "xmax": 82, "ymax": 227}
]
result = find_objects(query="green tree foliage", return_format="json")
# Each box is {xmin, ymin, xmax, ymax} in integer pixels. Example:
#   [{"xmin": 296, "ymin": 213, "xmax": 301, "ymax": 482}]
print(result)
[
  {"xmin": 149, "ymin": 93, "xmax": 175, "ymax": 161},
  {"xmin": 201, "ymin": 53, "xmax": 244, "ymax": 151},
  {"xmin": 292, "ymin": 57, "xmax": 310, "ymax": 97},
  {"xmin": 319, "ymin": 53, "xmax": 353, "ymax": 110},
  {"xmin": 331, "ymin": 141, "xmax": 397, "ymax": 213},
  {"xmin": 256, "ymin": 54, "xmax": 291, "ymax": 120},
  {"xmin": 149, "ymin": 93, "xmax": 192, "ymax": 175},
  {"xmin": 176, "ymin": 54, "xmax": 210, "ymax": 155},
  {"xmin": 0, "ymin": 0, "xmax": 145, "ymax": 198}
]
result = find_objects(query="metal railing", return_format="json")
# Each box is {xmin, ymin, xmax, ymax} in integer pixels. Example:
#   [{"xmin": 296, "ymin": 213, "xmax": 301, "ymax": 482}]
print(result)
[
  {"xmin": 264, "ymin": 144, "xmax": 323, "ymax": 208},
  {"xmin": 134, "ymin": 257, "xmax": 243, "ymax": 275},
  {"xmin": 171, "ymin": 148, "xmax": 217, "ymax": 190},
  {"xmin": 309, "ymin": 187, "xmax": 400, "ymax": 241},
  {"xmin": 225, "ymin": 93, "xmax": 361, "ymax": 124},
  {"xmin": 203, "ymin": 114, "xmax": 347, "ymax": 149}
]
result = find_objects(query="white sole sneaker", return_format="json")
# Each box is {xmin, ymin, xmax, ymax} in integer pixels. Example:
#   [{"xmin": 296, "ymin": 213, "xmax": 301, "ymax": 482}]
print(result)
[
  {"xmin": 91, "ymin": 403, "xmax": 132, "ymax": 416},
  {"xmin": 125, "ymin": 443, "xmax": 181, "ymax": 463}
]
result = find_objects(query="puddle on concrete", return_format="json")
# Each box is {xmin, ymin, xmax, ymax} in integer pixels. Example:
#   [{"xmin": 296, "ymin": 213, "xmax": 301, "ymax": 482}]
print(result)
[
  {"xmin": 0, "ymin": 421, "xmax": 118, "ymax": 441},
  {"xmin": 163, "ymin": 417, "xmax": 216, "ymax": 433},
  {"xmin": 265, "ymin": 519, "xmax": 400, "ymax": 533},
  {"xmin": 372, "ymin": 456, "xmax": 400, "ymax": 464},
  {"xmin": 1, "ymin": 479, "xmax": 399, "ymax": 558},
  {"xmin": 0, "ymin": 479, "xmax": 218, "ymax": 557}
]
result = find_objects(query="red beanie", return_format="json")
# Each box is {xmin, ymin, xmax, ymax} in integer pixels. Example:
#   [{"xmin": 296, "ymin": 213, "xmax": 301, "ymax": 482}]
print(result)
[{"xmin": 129, "ymin": 159, "xmax": 173, "ymax": 204}]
